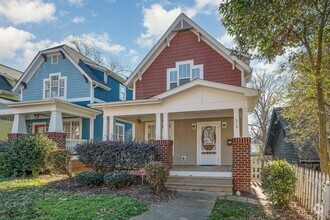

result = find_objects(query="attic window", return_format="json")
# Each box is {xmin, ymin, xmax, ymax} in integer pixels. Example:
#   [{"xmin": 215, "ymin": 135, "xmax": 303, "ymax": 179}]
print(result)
[
  {"xmin": 167, "ymin": 60, "xmax": 203, "ymax": 90},
  {"xmin": 51, "ymin": 55, "xmax": 58, "ymax": 64}
]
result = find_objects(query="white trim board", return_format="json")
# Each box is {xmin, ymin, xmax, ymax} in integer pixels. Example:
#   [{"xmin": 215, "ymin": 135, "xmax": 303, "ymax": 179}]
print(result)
[{"xmin": 169, "ymin": 171, "xmax": 232, "ymax": 178}]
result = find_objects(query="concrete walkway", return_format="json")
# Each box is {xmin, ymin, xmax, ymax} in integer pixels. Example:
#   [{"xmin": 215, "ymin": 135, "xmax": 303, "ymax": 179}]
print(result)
[{"xmin": 131, "ymin": 190, "xmax": 225, "ymax": 220}]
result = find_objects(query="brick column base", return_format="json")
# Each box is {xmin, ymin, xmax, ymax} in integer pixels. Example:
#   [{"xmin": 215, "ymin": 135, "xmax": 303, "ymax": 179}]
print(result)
[
  {"xmin": 8, "ymin": 133, "xmax": 25, "ymax": 141},
  {"xmin": 154, "ymin": 140, "xmax": 173, "ymax": 173},
  {"xmin": 47, "ymin": 132, "xmax": 67, "ymax": 149},
  {"xmin": 232, "ymin": 137, "xmax": 251, "ymax": 193}
]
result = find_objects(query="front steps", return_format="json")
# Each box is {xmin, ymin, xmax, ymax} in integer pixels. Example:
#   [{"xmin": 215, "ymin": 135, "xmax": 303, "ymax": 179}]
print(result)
[{"xmin": 165, "ymin": 176, "xmax": 233, "ymax": 192}]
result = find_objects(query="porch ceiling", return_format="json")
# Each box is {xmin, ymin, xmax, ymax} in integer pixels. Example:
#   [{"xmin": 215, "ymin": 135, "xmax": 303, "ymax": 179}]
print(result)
[{"xmin": 0, "ymin": 98, "xmax": 101, "ymax": 119}]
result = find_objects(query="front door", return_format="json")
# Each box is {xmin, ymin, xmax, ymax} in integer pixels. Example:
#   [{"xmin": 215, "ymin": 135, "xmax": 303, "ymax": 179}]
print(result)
[
  {"xmin": 197, "ymin": 121, "xmax": 221, "ymax": 165},
  {"xmin": 34, "ymin": 124, "xmax": 46, "ymax": 134}
]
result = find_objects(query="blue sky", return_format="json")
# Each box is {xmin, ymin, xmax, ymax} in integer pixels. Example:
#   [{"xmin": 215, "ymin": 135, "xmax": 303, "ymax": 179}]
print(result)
[{"xmin": 0, "ymin": 0, "xmax": 276, "ymax": 77}]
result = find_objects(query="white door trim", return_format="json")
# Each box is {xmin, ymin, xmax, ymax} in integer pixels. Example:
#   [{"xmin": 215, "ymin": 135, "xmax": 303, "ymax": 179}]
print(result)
[{"xmin": 196, "ymin": 121, "xmax": 221, "ymax": 165}]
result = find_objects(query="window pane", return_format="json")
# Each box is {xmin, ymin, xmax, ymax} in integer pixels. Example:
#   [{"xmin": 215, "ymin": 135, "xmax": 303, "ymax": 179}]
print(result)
[
  {"xmin": 170, "ymin": 71, "xmax": 177, "ymax": 82},
  {"xmin": 60, "ymin": 78, "xmax": 65, "ymax": 87},
  {"xmin": 148, "ymin": 125, "xmax": 156, "ymax": 139},
  {"xmin": 51, "ymin": 75, "xmax": 58, "ymax": 86},
  {"xmin": 45, "ymin": 90, "xmax": 50, "ymax": 98},
  {"xmin": 59, "ymin": 88, "xmax": 65, "ymax": 97},
  {"xmin": 179, "ymin": 64, "xmax": 190, "ymax": 78},
  {"xmin": 170, "ymin": 82, "xmax": 177, "ymax": 89},
  {"xmin": 51, "ymin": 87, "xmax": 58, "ymax": 97},
  {"xmin": 192, "ymin": 68, "xmax": 200, "ymax": 79},
  {"xmin": 45, "ymin": 80, "xmax": 50, "ymax": 89},
  {"xmin": 71, "ymin": 121, "xmax": 80, "ymax": 139},
  {"xmin": 63, "ymin": 122, "xmax": 71, "ymax": 139}
]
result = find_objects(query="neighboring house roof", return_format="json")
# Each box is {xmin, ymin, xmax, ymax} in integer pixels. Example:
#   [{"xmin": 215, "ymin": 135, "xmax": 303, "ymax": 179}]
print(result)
[
  {"xmin": 0, "ymin": 75, "xmax": 13, "ymax": 92},
  {"xmin": 0, "ymin": 64, "xmax": 23, "ymax": 80},
  {"xmin": 125, "ymin": 13, "xmax": 252, "ymax": 87},
  {"xmin": 13, "ymin": 44, "xmax": 126, "ymax": 93},
  {"xmin": 266, "ymin": 107, "xmax": 320, "ymax": 162}
]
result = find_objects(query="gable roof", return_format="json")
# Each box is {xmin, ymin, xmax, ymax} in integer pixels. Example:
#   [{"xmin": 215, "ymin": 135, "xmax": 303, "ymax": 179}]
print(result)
[
  {"xmin": 266, "ymin": 107, "xmax": 320, "ymax": 162},
  {"xmin": 0, "ymin": 75, "xmax": 13, "ymax": 92},
  {"xmin": 0, "ymin": 64, "xmax": 23, "ymax": 80},
  {"xmin": 13, "ymin": 44, "xmax": 127, "ymax": 92},
  {"xmin": 0, "ymin": 65, "xmax": 21, "ymax": 98},
  {"xmin": 125, "ymin": 13, "xmax": 252, "ymax": 87}
]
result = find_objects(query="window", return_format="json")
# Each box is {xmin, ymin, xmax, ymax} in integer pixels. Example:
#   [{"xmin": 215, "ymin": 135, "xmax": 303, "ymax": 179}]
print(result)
[
  {"xmin": 63, "ymin": 119, "xmax": 81, "ymax": 140},
  {"xmin": 116, "ymin": 123, "xmax": 125, "ymax": 141},
  {"xmin": 43, "ymin": 73, "xmax": 66, "ymax": 99},
  {"xmin": 167, "ymin": 60, "xmax": 203, "ymax": 90},
  {"xmin": 119, "ymin": 84, "xmax": 126, "ymax": 101},
  {"xmin": 51, "ymin": 55, "xmax": 58, "ymax": 64}
]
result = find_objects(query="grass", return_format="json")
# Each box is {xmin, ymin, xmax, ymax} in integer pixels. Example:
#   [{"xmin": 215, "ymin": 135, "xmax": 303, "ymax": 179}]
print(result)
[
  {"xmin": 208, "ymin": 199, "xmax": 267, "ymax": 220},
  {"xmin": 0, "ymin": 176, "xmax": 148, "ymax": 220}
]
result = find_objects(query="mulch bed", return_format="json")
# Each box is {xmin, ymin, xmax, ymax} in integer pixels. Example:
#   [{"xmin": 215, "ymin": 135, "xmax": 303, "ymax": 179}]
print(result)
[
  {"xmin": 264, "ymin": 202, "xmax": 316, "ymax": 220},
  {"xmin": 45, "ymin": 177, "xmax": 178, "ymax": 203}
]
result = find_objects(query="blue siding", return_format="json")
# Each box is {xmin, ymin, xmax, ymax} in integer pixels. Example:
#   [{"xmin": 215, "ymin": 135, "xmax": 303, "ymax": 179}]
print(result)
[
  {"xmin": 72, "ymin": 101, "xmax": 90, "ymax": 107},
  {"xmin": 82, "ymin": 118, "xmax": 90, "ymax": 139},
  {"xmin": 91, "ymin": 68, "xmax": 104, "ymax": 82},
  {"xmin": 22, "ymin": 57, "xmax": 90, "ymax": 101},
  {"xmin": 94, "ymin": 114, "xmax": 103, "ymax": 141},
  {"xmin": 126, "ymin": 88, "xmax": 133, "ymax": 100}
]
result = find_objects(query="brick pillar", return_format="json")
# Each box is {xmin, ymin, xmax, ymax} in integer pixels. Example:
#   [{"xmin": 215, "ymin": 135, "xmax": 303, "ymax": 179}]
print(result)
[
  {"xmin": 7, "ymin": 133, "xmax": 25, "ymax": 141},
  {"xmin": 154, "ymin": 140, "xmax": 173, "ymax": 172},
  {"xmin": 232, "ymin": 137, "xmax": 251, "ymax": 193},
  {"xmin": 47, "ymin": 132, "xmax": 67, "ymax": 149}
]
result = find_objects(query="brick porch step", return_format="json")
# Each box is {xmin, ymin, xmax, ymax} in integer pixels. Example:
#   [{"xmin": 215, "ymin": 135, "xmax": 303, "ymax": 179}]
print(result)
[{"xmin": 165, "ymin": 176, "xmax": 233, "ymax": 192}]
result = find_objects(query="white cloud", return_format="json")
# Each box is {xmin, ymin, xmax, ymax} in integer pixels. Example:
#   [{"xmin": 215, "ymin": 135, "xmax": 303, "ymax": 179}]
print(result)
[
  {"xmin": 217, "ymin": 33, "xmax": 236, "ymax": 48},
  {"xmin": 0, "ymin": 0, "xmax": 56, "ymax": 24},
  {"xmin": 128, "ymin": 49, "xmax": 139, "ymax": 64},
  {"xmin": 68, "ymin": 0, "xmax": 84, "ymax": 6},
  {"xmin": 72, "ymin": 16, "xmax": 86, "ymax": 23},
  {"xmin": 135, "ymin": 1, "xmax": 223, "ymax": 48},
  {"xmin": 136, "ymin": 4, "xmax": 182, "ymax": 48},
  {"xmin": 63, "ymin": 33, "xmax": 125, "ymax": 55}
]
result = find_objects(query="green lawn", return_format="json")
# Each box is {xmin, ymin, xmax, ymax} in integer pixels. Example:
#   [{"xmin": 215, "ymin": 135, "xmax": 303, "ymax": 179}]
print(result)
[
  {"xmin": 208, "ymin": 199, "xmax": 267, "ymax": 220},
  {"xmin": 0, "ymin": 176, "xmax": 148, "ymax": 220}
]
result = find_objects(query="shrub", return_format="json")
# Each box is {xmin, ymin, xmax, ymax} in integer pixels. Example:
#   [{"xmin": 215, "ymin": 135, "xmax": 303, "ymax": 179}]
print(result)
[
  {"xmin": 0, "ymin": 152, "xmax": 13, "ymax": 178},
  {"xmin": 46, "ymin": 150, "xmax": 72, "ymax": 177},
  {"xmin": 145, "ymin": 162, "xmax": 167, "ymax": 192},
  {"xmin": 76, "ymin": 141, "xmax": 157, "ymax": 172},
  {"xmin": 6, "ymin": 134, "xmax": 57, "ymax": 177},
  {"xmin": 0, "ymin": 141, "xmax": 8, "ymax": 152},
  {"xmin": 74, "ymin": 171, "xmax": 104, "ymax": 187},
  {"xmin": 104, "ymin": 172, "xmax": 134, "ymax": 188},
  {"xmin": 261, "ymin": 160, "xmax": 297, "ymax": 207}
]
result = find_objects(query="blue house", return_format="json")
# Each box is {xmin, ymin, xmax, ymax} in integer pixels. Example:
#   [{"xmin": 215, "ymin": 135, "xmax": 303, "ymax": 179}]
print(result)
[{"xmin": 0, "ymin": 45, "xmax": 132, "ymax": 152}]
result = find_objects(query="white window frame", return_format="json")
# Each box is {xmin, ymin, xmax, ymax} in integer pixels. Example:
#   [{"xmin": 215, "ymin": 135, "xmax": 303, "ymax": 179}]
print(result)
[
  {"xmin": 104, "ymin": 72, "xmax": 108, "ymax": 84},
  {"xmin": 43, "ymin": 73, "xmax": 67, "ymax": 99},
  {"xmin": 115, "ymin": 123, "xmax": 125, "ymax": 141},
  {"xmin": 51, "ymin": 55, "xmax": 58, "ymax": 64},
  {"xmin": 63, "ymin": 118, "xmax": 82, "ymax": 140},
  {"xmin": 119, "ymin": 84, "xmax": 126, "ymax": 101},
  {"xmin": 166, "ymin": 60, "xmax": 203, "ymax": 90}
]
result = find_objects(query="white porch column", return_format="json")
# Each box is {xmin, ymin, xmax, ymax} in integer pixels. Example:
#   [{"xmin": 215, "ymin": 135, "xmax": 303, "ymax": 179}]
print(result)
[
  {"xmin": 102, "ymin": 115, "xmax": 108, "ymax": 140},
  {"xmin": 242, "ymin": 107, "xmax": 249, "ymax": 137},
  {"xmin": 89, "ymin": 117, "xmax": 94, "ymax": 140},
  {"xmin": 233, "ymin": 108, "xmax": 240, "ymax": 137},
  {"xmin": 162, "ymin": 112, "xmax": 169, "ymax": 140},
  {"xmin": 155, "ymin": 113, "xmax": 162, "ymax": 140},
  {"xmin": 11, "ymin": 114, "xmax": 27, "ymax": 134},
  {"xmin": 48, "ymin": 111, "xmax": 63, "ymax": 132},
  {"xmin": 109, "ymin": 116, "xmax": 115, "ymax": 140}
]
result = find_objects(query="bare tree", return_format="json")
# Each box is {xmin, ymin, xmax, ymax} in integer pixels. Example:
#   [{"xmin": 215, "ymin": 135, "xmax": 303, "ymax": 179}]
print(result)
[
  {"xmin": 248, "ymin": 71, "xmax": 287, "ymax": 146},
  {"xmin": 69, "ymin": 37, "xmax": 131, "ymax": 77}
]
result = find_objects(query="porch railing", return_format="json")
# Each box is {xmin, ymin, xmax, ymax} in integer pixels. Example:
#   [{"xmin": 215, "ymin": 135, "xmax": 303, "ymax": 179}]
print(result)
[{"xmin": 66, "ymin": 139, "xmax": 87, "ymax": 154}]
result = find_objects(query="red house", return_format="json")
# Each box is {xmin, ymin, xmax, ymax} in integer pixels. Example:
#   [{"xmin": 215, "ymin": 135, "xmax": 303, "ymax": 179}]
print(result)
[{"xmin": 93, "ymin": 13, "xmax": 259, "ymax": 193}]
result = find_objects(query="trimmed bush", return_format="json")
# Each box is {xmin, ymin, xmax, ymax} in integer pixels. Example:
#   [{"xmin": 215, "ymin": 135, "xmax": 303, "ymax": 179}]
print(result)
[
  {"xmin": 46, "ymin": 150, "xmax": 72, "ymax": 177},
  {"xmin": 261, "ymin": 160, "xmax": 297, "ymax": 207},
  {"xmin": 145, "ymin": 162, "xmax": 167, "ymax": 192},
  {"xmin": 104, "ymin": 172, "xmax": 134, "ymax": 188},
  {"xmin": 74, "ymin": 171, "xmax": 104, "ymax": 187},
  {"xmin": 0, "ymin": 152, "xmax": 13, "ymax": 178},
  {"xmin": 76, "ymin": 141, "xmax": 157, "ymax": 172},
  {"xmin": 6, "ymin": 134, "xmax": 57, "ymax": 177}
]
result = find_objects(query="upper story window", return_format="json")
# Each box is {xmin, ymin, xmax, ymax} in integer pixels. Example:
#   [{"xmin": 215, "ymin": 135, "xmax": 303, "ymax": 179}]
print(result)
[
  {"xmin": 119, "ymin": 84, "xmax": 126, "ymax": 101},
  {"xmin": 167, "ymin": 60, "xmax": 203, "ymax": 90},
  {"xmin": 51, "ymin": 55, "xmax": 58, "ymax": 64},
  {"xmin": 43, "ymin": 73, "xmax": 67, "ymax": 99}
]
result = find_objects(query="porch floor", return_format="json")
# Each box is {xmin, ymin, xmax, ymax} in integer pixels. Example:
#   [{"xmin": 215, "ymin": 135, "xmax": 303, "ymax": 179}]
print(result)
[{"xmin": 172, "ymin": 165, "xmax": 232, "ymax": 172}]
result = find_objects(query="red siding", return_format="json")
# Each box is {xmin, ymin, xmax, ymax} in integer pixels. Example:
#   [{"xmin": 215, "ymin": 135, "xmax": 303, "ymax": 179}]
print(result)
[{"xmin": 135, "ymin": 30, "xmax": 242, "ymax": 99}]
